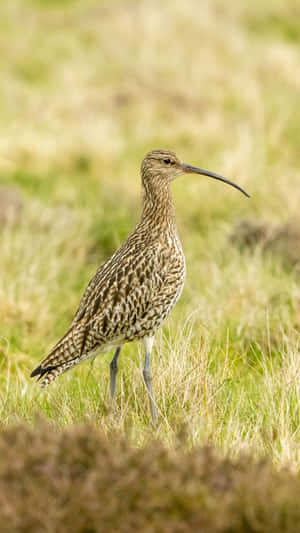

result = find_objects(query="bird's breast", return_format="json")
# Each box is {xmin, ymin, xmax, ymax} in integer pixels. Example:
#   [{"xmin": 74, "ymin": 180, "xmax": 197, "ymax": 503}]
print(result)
[{"xmin": 123, "ymin": 235, "xmax": 186, "ymax": 339}]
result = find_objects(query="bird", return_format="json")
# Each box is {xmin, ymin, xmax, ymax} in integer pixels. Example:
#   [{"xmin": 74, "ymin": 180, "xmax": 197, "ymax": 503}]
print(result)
[{"xmin": 31, "ymin": 149, "xmax": 249, "ymax": 424}]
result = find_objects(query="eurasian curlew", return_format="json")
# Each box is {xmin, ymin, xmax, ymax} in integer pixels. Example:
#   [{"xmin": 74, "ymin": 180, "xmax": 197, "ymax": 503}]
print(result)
[{"xmin": 31, "ymin": 149, "xmax": 249, "ymax": 424}]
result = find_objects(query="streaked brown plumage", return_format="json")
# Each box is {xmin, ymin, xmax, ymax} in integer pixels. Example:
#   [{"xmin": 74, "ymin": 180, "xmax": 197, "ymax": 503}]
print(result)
[{"xmin": 31, "ymin": 149, "xmax": 249, "ymax": 424}]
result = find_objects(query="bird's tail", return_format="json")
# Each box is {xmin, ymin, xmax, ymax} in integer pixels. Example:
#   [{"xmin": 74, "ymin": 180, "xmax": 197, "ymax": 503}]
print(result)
[{"xmin": 30, "ymin": 329, "xmax": 80, "ymax": 387}]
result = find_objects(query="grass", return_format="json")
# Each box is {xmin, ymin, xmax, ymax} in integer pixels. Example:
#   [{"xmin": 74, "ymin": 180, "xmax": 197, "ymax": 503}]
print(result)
[{"xmin": 0, "ymin": 0, "xmax": 300, "ymax": 471}]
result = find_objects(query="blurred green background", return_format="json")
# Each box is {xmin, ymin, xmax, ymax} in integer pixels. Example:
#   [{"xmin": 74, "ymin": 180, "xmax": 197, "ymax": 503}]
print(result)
[{"xmin": 0, "ymin": 0, "xmax": 300, "ymax": 461}]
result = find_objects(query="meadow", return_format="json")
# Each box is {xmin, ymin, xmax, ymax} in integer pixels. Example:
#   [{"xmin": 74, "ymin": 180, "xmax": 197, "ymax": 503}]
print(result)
[{"xmin": 0, "ymin": 0, "xmax": 300, "ymax": 518}]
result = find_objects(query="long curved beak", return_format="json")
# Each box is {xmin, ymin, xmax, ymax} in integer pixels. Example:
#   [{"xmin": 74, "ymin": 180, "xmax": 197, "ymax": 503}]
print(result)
[{"xmin": 182, "ymin": 163, "xmax": 250, "ymax": 198}]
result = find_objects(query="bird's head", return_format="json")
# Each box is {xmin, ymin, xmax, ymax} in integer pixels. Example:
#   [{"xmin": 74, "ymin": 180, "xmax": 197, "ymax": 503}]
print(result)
[
  {"xmin": 141, "ymin": 149, "xmax": 249, "ymax": 197},
  {"xmin": 141, "ymin": 149, "xmax": 184, "ymax": 182}
]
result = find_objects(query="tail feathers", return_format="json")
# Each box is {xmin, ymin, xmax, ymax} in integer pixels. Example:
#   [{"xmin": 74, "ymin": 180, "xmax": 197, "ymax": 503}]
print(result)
[
  {"xmin": 31, "ymin": 359, "xmax": 78, "ymax": 387},
  {"xmin": 31, "ymin": 364, "xmax": 59, "ymax": 379},
  {"xmin": 31, "ymin": 330, "xmax": 80, "ymax": 387}
]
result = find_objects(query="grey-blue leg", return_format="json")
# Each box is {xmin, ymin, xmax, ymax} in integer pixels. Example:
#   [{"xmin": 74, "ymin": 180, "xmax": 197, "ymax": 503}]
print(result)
[
  {"xmin": 110, "ymin": 347, "xmax": 121, "ymax": 409},
  {"xmin": 143, "ymin": 337, "xmax": 158, "ymax": 426}
]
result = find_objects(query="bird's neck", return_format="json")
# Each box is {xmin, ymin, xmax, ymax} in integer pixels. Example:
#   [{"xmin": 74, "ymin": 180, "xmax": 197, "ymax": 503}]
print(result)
[{"xmin": 140, "ymin": 175, "xmax": 177, "ymax": 234}]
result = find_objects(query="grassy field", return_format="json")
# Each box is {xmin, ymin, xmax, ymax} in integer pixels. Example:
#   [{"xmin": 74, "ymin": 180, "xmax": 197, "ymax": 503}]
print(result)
[{"xmin": 0, "ymin": 0, "xmax": 300, "ymax": 468}]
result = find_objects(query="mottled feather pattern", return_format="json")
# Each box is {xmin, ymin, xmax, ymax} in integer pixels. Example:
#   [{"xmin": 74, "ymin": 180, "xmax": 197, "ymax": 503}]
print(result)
[{"xmin": 31, "ymin": 150, "xmax": 186, "ymax": 386}]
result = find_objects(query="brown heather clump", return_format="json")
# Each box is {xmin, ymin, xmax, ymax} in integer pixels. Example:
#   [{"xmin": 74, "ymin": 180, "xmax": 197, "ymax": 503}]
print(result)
[
  {"xmin": 1, "ymin": 423, "xmax": 300, "ymax": 533},
  {"xmin": 231, "ymin": 218, "xmax": 300, "ymax": 268},
  {"xmin": 0, "ymin": 186, "xmax": 23, "ymax": 226}
]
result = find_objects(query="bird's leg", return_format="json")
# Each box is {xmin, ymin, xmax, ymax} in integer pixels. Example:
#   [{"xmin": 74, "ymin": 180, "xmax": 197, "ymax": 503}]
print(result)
[
  {"xmin": 143, "ymin": 336, "xmax": 158, "ymax": 426},
  {"xmin": 110, "ymin": 347, "xmax": 121, "ymax": 410}
]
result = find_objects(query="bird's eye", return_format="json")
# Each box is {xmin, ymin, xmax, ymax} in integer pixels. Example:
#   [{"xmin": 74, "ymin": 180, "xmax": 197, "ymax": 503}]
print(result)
[{"xmin": 163, "ymin": 158, "xmax": 171, "ymax": 165}]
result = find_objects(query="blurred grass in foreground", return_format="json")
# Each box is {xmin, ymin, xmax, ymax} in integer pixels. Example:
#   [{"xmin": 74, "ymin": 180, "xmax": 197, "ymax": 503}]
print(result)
[
  {"xmin": 0, "ymin": 0, "xmax": 300, "ymax": 466},
  {"xmin": 1, "ymin": 422, "xmax": 300, "ymax": 532}
]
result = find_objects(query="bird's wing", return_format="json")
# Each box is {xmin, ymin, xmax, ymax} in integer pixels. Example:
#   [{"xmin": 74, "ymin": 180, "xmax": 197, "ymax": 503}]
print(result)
[
  {"xmin": 31, "ymin": 240, "xmax": 172, "ymax": 383},
  {"xmin": 71, "ymin": 241, "xmax": 168, "ymax": 349}
]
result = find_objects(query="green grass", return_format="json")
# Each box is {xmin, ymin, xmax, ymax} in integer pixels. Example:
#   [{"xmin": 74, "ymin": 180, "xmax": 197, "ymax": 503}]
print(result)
[{"xmin": 0, "ymin": 0, "xmax": 300, "ymax": 467}]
